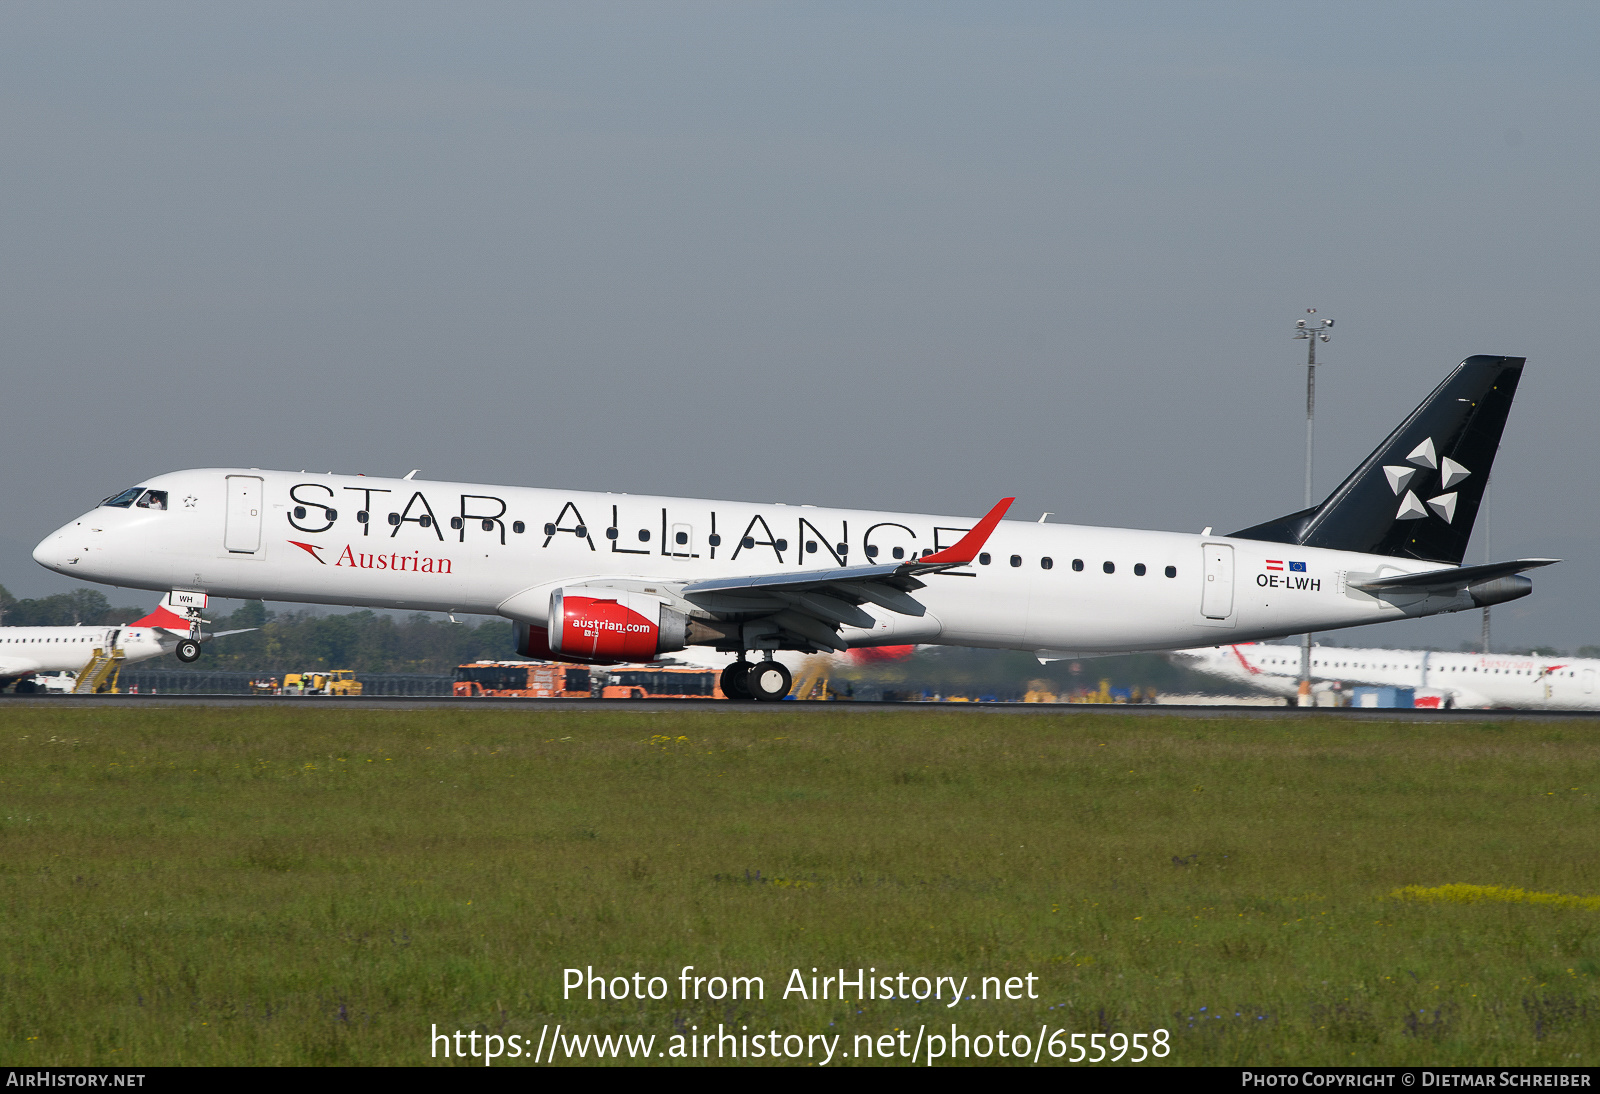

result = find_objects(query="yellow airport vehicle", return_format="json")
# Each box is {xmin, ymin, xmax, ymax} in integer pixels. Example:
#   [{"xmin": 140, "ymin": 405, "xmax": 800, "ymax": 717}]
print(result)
[{"xmin": 281, "ymin": 670, "xmax": 363, "ymax": 696}]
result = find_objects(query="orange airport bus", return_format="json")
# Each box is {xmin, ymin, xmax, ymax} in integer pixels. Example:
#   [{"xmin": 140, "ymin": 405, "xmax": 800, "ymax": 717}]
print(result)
[
  {"xmin": 453, "ymin": 661, "xmax": 723, "ymax": 699},
  {"xmin": 453, "ymin": 661, "xmax": 592, "ymax": 698},
  {"xmin": 600, "ymin": 667, "xmax": 723, "ymax": 699}
]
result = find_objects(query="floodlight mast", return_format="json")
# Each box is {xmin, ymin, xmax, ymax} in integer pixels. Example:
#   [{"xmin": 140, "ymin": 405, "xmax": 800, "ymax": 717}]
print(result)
[{"xmin": 1293, "ymin": 309, "xmax": 1333, "ymax": 702}]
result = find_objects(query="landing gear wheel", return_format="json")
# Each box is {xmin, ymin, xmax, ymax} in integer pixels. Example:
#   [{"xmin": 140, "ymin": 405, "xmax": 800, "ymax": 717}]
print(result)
[
  {"xmin": 720, "ymin": 661, "xmax": 753, "ymax": 701},
  {"xmin": 175, "ymin": 639, "xmax": 202, "ymax": 664},
  {"xmin": 747, "ymin": 660, "xmax": 792, "ymax": 702}
]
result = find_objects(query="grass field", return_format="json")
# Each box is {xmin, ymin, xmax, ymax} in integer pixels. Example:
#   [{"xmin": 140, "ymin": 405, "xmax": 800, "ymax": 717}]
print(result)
[{"xmin": 1, "ymin": 705, "xmax": 1597, "ymax": 1067}]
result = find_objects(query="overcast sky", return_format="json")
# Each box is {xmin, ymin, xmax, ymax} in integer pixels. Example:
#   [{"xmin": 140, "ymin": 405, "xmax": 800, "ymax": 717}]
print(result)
[{"xmin": 2, "ymin": 1, "xmax": 1596, "ymax": 651}]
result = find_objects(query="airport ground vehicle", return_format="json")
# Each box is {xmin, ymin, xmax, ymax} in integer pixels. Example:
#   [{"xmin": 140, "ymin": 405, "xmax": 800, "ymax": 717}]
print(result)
[
  {"xmin": 452, "ymin": 661, "xmax": 722, "ymax": 698},
  {"xmin": 36, "ymin": 356, "xmax": 1554, "ymax": 701},
  {"xmin": 453, "ymin": 661, "xmax": 592, "ymax": 698},
  {"xmin": 278, "ymin": 669, "xmax": 363, "ymax": 696},
  {"xmin": 599, "ymin": 666, "xmax": 721, "ymax": 699}
]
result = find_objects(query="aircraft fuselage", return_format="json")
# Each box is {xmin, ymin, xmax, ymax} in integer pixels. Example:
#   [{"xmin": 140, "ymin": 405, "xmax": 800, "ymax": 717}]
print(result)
[{"xmin": 34, "ymin": 469, "xmax": 1502, "ymax": 655}]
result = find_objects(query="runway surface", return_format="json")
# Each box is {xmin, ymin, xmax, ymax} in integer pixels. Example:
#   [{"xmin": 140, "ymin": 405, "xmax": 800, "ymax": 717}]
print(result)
[{"xmin": 3, "ymin": 694, "xmax": 1598, "ymax": 721}]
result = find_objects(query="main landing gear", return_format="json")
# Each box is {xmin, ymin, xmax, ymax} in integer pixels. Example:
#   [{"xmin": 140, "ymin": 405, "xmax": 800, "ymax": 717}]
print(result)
[{"xmin": 720, "ymin": 658, "xmax": 792, "ymax": 702}]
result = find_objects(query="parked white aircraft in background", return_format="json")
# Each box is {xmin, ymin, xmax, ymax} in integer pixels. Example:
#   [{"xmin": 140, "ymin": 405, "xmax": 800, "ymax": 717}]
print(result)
[
  {"xmin": 0, "ymin": 596, "xmax": 246, "ymax": 693},
  {"xmin": 1177, "ymin": 642, "xmax": 1600, "ymax": 710},
  {"xmin": 33, "ymin": 355, "xmax": 1555, "ymax": 700}
]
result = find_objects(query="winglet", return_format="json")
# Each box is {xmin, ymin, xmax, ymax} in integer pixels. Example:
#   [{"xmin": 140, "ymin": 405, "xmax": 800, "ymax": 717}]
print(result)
[
  {"xmin": 130, "ymin": 605, "xmax": 194, "ymax": 632},
  {"xmin": 915, "ymin": 497, "xmax": 1015, "ymax": 566}
]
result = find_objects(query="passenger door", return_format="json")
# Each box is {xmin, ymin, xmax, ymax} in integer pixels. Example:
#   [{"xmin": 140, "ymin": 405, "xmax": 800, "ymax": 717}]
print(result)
[
  {"xmin": 224, "ymin": 476, "xmax": 263, "ymax": 554},
  {"xmin": 1201, "ymin": 543, "xmax": 1235, "ymax": 620}
]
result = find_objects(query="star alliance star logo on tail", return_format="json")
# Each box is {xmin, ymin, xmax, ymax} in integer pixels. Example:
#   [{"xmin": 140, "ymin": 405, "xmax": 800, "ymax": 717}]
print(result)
[{"xmin": 1385, "ymin": 437, "xmax": 1469, "ymax": 524}]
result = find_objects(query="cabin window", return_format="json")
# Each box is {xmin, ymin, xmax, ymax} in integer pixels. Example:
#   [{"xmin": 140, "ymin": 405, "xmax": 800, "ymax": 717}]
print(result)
[
  {"xmin": 836, "ymin": 543, "xmax": 848, "ymax": 556},
  {"xmin": 892, "ymin": 547, "xmax": 905, "ymax": 560},
  {"xmin": 1009, "ymin": 555, "xmax": 1022, "ymax": 568},
  {"xmin": 708, "ymin": 534, "xmax": 722, "ymax": 547},
  {"xmin": 776, "ymin": 539, "xmax": 789, "ymax": 552},
  {"xmin": 1072, "ymin": 559, "xmax": 1084, "ymax": 571},
  {"xmin": 357, "ymin": 511, "xmax": 369, "ymax": 524},
  {"xmin": 1133, "ymin": 563, "xmax": 1146, "ymax": 576},
  {"xmin": 1103, "ymin": 561, "xmax": 1115, "ymax": 574},
  {"xmin": 512, "ymin": 521, "xmax": 525, "ymax": 534},
  {"xmin": 979, "ymin": 553, "xmax": 991, "ymax": 566},
  {"xmin": 388, "ymin": 513, "xmax": 401, "ymax": 526},
  {"xmin": 805, "ymin": 540, "xmax": 818, "ymax": 553},
  {"xmin": 1041, "ymin": 557, "xmax": 1053, "ymax": 570},
  {"xmin": 677, "ymin": 532, "xmax": 690, "ymax": 546},
  {"xmin": 865, "ymin": 544, "xmax": 879, "ymax": 558},
  {"xmin": 1165, "ymin": 565, "xmax": 1176, "ymax": 578},
  {"xmin": 294, "ymin": 506, "xmax": 307, "ymax": 520},
  {"xmin": 450, "ymin": 517, "xmax": 464, "ymax": 530},
  {"xmin": 606, "ymin": 527, "xmax": 619, "ymax": 539},
  {"xmin": 742, "ymin": 537, "xmax": 756, "ymax": 550},
  {"xmin": 101, "ymin": 487, "xmax": 144, "ymax": 508},
  {"xmin": 639, "ymin": 529, "xmax": 651, "ymax": 542}
]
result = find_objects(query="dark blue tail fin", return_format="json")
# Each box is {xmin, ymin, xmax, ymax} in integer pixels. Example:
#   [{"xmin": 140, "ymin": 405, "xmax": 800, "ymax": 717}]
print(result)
[{"xmin": 1230, "ymin": 355, "xmax": 1524, "ymax": 565}]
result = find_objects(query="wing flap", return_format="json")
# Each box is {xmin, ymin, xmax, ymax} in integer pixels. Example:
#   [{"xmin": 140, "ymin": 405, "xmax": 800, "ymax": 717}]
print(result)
[{"xmin": 678, "ymin": 495, "xmax": 1014, "ymax": 651}]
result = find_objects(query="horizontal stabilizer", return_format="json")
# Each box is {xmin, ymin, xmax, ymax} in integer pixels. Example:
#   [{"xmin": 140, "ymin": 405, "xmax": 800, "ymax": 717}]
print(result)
[{"xmin": 1347, "ymin": 557, "xmax": 1558, "ymax": 592}]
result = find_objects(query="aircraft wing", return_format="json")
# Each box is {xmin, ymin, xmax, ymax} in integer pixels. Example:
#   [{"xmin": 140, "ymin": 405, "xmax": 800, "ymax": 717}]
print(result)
[
  {"xmin": 678, "ymin": 497, "xmax": 1014, "ymax": 651},
  {"xmin": 1347, "ymin": 557, "xmax": 1558, "ymax": 593}
]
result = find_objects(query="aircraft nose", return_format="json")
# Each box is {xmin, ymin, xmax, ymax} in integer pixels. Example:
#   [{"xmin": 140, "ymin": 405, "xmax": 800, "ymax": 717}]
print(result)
[{"xmin": 33, "ymin": 527, "xmax": 80, "ymax": 575}]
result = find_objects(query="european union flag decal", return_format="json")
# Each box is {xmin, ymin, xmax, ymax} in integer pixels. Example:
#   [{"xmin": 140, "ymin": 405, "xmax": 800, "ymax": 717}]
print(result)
[{"xmin": 1288, "ymin": 561, "xmax": 1307, "ymax": 572}]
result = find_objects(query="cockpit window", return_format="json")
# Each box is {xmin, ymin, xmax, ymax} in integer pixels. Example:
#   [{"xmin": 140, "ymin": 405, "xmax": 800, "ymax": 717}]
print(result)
[
  {"xmin": 135, "ymin": 490, "xmax": 168, "ymax": 511},
  {"xmin": 101, "ymin": 487, "xmax": 144, "ymax": 508}
]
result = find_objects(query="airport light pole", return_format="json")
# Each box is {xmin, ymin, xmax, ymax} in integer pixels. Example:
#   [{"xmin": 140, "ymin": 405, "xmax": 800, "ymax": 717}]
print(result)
[
  {"xmin": 1481, "ymin": 473, "xmax": 1492, "ymax": 654},
  {"xmin": 1294, "ymin": 309, "xmax": 1333, "ymax": 703}
]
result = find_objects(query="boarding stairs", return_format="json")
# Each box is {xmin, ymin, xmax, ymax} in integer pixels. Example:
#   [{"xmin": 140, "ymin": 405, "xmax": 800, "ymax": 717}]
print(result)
[{"xmin": 72, "ymin": 629, "xmax": 125, "ymax": 694}]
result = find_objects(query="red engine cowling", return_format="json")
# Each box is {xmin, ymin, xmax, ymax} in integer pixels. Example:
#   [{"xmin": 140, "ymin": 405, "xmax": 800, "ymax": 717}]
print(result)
[{"xmin": 524, "ymin": 589, "xmax": 689, "ymax": 664}]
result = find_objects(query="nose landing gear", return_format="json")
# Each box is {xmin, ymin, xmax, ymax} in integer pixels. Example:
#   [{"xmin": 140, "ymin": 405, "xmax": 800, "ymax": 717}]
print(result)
[{"xmin": 175, "ymin": 639, "xmax": 202, "ymax": 664}]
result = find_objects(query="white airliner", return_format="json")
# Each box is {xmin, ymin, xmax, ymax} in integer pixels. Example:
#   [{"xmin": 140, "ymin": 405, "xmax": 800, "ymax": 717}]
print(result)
[
  {"xmin": 32, "ymin": 356, "xmax": 1556, "ymax": 701},
  {"xmin": 1178, "ymin": 642, "xmax": 1599, "ymax": 710},
  {"xmin": 0, "ymin": 601, "xmax": 216, "ymax": 693}
]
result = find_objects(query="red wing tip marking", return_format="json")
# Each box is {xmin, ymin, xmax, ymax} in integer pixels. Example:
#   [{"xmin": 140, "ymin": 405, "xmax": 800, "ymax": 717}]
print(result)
[
  {"xmin": 130, "ymin": 605, "xmax": 194, "ymax": 632},
  {"xmin": 917, "ymin": 497, "xmax": 1016, "ymax": 566},
  {"xmin": 1229, "ymin": 645, "xmax": 1261, "ymax": 675}
]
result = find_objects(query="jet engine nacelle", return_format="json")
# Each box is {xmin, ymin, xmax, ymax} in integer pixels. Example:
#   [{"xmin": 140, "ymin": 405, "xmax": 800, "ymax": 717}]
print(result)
[{"xmin": 517, "ymin": 588, "xmax": 690, "ymax": 665}]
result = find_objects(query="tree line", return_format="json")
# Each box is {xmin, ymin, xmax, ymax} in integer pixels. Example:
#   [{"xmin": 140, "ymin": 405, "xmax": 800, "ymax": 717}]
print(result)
[{"xmin": 0, "ymin": 588, "xmax": 516, "ymax": 675}]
